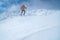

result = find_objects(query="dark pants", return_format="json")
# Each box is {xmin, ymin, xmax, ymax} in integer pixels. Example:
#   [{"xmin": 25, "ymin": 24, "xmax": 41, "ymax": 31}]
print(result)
[{"xmin": 21, "ymin": 10, "xmax": 25, "ymax": 16}]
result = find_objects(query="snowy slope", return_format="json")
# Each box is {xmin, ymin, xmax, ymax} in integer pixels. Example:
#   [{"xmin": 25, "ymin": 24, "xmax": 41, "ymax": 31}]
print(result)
[{"xmin": 0, "ymin": 8, "xmax": 60, "ymax": 40}]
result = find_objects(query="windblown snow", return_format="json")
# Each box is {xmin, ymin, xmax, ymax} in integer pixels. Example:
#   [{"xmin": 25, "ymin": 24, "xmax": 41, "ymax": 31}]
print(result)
[{"xmin": 0, "ymin": 5, "xmax": 60, "ymax": 40}]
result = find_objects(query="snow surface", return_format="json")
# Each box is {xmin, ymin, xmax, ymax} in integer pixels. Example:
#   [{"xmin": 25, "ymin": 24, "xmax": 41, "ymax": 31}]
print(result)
[{"xmin": 0, "ymin": 6, "xmax": 60, "ymax": 40}]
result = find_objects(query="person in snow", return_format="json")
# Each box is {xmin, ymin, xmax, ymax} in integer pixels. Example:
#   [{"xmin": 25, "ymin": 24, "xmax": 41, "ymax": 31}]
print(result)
[{"xmin": 20, "ymin": 5, "xmax": 26, "ymax": 16}]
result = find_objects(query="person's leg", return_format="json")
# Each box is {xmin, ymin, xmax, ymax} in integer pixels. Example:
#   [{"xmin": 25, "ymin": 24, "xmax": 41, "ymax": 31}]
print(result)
[
  {"xmin": 21, "ymin": 10, "xmax": 23, "ymax": 16},
  {"xmin": 23, "ymin": 10, "xmax": 25, "ymax": 15}
]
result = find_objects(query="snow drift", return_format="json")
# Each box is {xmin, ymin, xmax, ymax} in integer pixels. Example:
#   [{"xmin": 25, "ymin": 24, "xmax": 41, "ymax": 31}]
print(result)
[{"xmin": 0, "ymin": 5, "xmax": 60, "ymax": 40}]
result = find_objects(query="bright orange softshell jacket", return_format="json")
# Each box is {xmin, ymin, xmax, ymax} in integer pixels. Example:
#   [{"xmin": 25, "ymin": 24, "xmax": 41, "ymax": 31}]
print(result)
[{"xmin": 21, "ymin": 5, "xmax": 25, "ymax": 10}]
